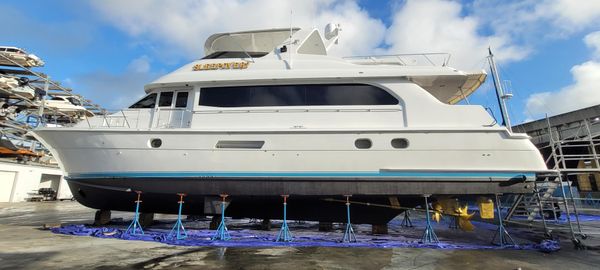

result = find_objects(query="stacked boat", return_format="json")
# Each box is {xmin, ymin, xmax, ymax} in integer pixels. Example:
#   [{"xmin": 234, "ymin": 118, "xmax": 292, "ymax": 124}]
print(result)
[
  {"xmin": 0, "ymin": 46, "xmax": 44, "ymax": 67},
  {"xmin": 0, "ymin": 45, "xmax": 104, "ymax": 166}
]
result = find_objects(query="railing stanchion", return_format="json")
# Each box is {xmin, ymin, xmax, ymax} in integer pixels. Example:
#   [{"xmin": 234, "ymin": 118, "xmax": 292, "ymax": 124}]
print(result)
[{"xmin": 121, "ymin": 110, "xmax": 131, "ymax": 128}]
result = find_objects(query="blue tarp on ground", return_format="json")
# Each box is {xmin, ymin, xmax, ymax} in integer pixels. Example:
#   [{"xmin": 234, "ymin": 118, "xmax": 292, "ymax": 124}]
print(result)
[
  {"xmin": 511, "ymin": 213, "xmax": 600, "ymax": 222},
  {"xmin": 51, "ymin": 224, "xmax": 560, "ymax": 252}
]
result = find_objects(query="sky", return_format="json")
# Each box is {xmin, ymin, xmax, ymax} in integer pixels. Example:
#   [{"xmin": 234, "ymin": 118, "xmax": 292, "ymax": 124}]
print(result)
[{"xmin": 1, "ymin": 0, "xmax": 600, "ymax": 124}]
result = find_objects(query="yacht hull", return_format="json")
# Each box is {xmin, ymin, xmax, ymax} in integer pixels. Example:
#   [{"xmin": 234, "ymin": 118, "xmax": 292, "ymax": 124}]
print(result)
[{"xmin": 34, "ymin": 128, "xmax": 546, "ymax": 223}]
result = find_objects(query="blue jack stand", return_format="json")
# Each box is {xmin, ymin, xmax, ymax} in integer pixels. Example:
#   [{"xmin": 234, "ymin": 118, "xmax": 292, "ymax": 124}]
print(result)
[
  {"xmin": 125, "ymin": 191, "xmax": 144, "ymax": 235},
  {"xmin": 168, "ymin": 193, "xmax": 187, "ymax": 240},
  {"xmin": 341, "ymin": 195, "xmax": 357, "ymax": 243},
  {"xmin": 421, "ymin": 195, "xmax": 439, "ymax": 243},
  {"xmin": 400, "ymin": 210, "xmax": 413, "ymax": 227},
  {"xmin": 491, "ymin": 193, "xmax": 516, "ymax": 247},
  {"xmin": 276, "ymin": 195, "xmax": 293, "ymax": 242},
  {"xmin": 212, "ymin": 194, "xmax": 231, "ymax": 241}
]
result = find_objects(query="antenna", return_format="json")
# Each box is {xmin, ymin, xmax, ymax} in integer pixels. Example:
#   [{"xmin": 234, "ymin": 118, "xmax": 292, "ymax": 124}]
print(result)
[{"xmin": 289, "ymin": 9, "xmax": 293, "ymax": 69}]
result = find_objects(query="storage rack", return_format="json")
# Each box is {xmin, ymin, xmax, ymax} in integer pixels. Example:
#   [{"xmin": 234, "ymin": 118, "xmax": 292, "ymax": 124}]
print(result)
[{"xmin": 0, "ymin": 49, "xmax": 106, "ymax": 164}]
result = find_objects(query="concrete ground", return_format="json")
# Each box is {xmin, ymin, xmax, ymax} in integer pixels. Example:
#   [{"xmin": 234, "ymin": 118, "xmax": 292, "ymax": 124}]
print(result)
[{"xmin": 1, "ymin": 201, "xmax": 599, "ymax": 270}]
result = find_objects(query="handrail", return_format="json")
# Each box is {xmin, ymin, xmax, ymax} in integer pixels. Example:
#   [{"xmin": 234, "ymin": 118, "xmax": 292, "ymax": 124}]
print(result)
[
  {"xmin": 343, "ymin": 53, "xmax": 452, "ymax": 67},
  {"xmin": 81, "ymin": 108, "xmax": 190, "ymax": 129}
]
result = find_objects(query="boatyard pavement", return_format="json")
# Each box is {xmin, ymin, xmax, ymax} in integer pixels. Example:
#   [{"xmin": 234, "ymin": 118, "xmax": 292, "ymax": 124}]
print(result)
[{"xmin": 1, "ymin": 202, "xmax": 599, "ymax": 270}]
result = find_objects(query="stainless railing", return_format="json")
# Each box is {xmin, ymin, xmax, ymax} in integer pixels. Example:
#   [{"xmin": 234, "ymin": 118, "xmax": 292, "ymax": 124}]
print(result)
[
  {"xmin": 343, "ymin": 53, "xmax": 452, "ymax": 67},
  {"xmin": 82, "ymin": 108, "xmax": 190, "ymax": 129},
  {"xmin": 154, "ymin": 108, "xmax": 188, "ymax": 129}
]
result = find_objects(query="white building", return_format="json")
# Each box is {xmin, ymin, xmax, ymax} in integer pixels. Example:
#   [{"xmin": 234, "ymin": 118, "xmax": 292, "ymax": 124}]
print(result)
[{"xmin": 0, "ymin": 161, "xmax": 71, "ymax": 202}]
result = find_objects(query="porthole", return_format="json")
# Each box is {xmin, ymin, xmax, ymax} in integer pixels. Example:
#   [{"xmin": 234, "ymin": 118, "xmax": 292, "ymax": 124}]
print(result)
[
  {"xmin": 354, "ymin": 138, "xmax": 372, "ymax": 149},
  {"xmin": 391, "ymin": 138, "xmax": 409, "ymax": 149},
  {"xmin": 150, "ymin": 138, "xmax": 162, "ymax": 148}
]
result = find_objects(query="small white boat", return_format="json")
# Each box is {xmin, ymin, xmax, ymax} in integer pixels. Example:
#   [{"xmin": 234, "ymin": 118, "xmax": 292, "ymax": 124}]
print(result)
[
  {"xmin": 0, "ymin": 46, "xmax": 45, "ymax": 67},
  {"xmin": 0, "ymin": 75, "xmax": 35, "ymax": 99},
  {"xmin": 42, "ymin": 96, "xmax": 94, "ymax": 117}
]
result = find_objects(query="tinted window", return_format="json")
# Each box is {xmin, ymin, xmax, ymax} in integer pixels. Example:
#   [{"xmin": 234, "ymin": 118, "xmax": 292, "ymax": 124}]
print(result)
[
  {"xmin": 129, "ymin": 93, "xmax": 157, "ymax": 109},
  {"xmin": 175, "ymin": 92, "xmax": 189, "ymax": 108},
  {"xmin": 67, "ymin": 97, "xmax": 81, "ymax": 106},
  {"xmin": 158, "ymin": 91, "xmax": 174, "ymax": 107},
  {"xmin": 199, "ymin": 84, "xmax": 398, "ymax": 107}
]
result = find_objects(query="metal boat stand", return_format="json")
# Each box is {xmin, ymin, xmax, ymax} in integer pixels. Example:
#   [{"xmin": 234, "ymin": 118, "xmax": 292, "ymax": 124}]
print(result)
[
  {"xmin": 491, "ymin": 193, "xmax": 516, "ymax": 247},
  {"xmin": 212, "ymin": 194, "xmax": 231, "ymax": 241},
  {"xmin": 168, "ymin": 193, "xmax": 187, "ymax": 240},
  {"xmin": 421, "ymin": 195, "xmax": 439, "ymax": 243},
  {"xmin": 447, "ymin": 215, "xmax": 459, "ymax": 229},
  {"xmin": 125, "ymin": 191, "xmax": 144, "ymax": 235},
  {"xmin": 276, "ymin": 195, "xmax": 293, "ymax": 242},
  {"xmin": 341, "ymin": 195, "xmax": 357, "ymax": 243},
  {"xmin": 400, "ymin": 210, "xmax": 413, "ymax": 228}
]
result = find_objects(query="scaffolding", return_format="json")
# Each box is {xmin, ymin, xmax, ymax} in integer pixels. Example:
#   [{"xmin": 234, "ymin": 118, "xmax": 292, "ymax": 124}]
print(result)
[{"xmin": 507, "ymin": 114, "xmax": 600, "ymax": 247}]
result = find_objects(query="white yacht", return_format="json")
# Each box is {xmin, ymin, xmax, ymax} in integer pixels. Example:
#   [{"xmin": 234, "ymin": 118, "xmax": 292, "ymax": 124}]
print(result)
[
  {"xmin": 32, "ymin": 26, "xmax": 547, "ymax": 223},
  {"xmin": 0, "ymin": 75, "xmax": 35, "ymax": 100},
  {"xmin": 0, "ymin": 46, "xmax": 45, "ymax": 67},
  {"xmin": 42, "ymin": 96, "xmax": 94, "ymax": 118}
]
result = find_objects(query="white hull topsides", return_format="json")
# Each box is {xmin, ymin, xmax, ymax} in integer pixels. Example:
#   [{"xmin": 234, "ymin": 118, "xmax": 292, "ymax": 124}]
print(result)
[{"xmin": 33, "ymin": 26, "xmax": 547, "ymax": 198}]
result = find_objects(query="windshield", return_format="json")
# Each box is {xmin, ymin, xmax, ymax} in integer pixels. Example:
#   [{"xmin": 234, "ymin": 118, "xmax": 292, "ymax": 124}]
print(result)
[{"xmin": 129, "ymin": 93, "xmax": 157, "ymax": 109}]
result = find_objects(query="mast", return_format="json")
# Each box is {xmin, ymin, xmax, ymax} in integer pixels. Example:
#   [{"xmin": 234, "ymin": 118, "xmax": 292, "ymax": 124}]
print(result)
[{"xmin": 487, "ymin": 47, "xmax": 512, "ymax": 132}]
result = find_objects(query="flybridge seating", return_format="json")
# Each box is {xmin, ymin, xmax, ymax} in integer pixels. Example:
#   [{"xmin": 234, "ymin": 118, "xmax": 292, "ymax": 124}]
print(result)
[{"xmin": 343, "ymin": 53, "xmax": 452, "ymax": 67}]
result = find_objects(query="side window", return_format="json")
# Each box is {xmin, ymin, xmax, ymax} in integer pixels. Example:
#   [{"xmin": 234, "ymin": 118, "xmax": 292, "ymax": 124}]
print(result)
[
  {"xmin": 198, "ymin": 84, "xmax": 398, "ymax": 107},
  {"xmin": 175, "ymin": 92, "xmax": 189, "ymax": 108},
  {"xmin": 129, "ymin": 93, "xmax": 157, "ymax": 109},
  {"xmin": 67, "ymin": 97, "xmax": 81, "ymax": 106},
  {"xmin": 158, "ymin": 91, "xmax": 174, "ymax": 107}
]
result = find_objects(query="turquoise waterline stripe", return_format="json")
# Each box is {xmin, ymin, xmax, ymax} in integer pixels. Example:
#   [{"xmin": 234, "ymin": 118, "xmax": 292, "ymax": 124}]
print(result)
[{"xmin": 68, "ymin": 171, "xmax": 535, "ymax": 179}]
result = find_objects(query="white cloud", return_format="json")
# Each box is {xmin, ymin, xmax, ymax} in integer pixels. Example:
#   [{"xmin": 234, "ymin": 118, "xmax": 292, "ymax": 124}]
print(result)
[
  {"xmin": 526, "ymin": 61, "xmax": 600, "ymax": 116},
  {"xmin": 584, "ymin": 31, "xmax": 600, "ymax": 58},
  {"xmin": 472, "ymin": 0, "xmax": 600, "ymax": 41},
  {"xmin": 127, "ymin": 55, "xmax": 151, "ymax": 73},
  {"xmin": 526, "ymin": 31, "xmax": 600, "ymax": 117},
  {"xmin": 73, "ymin": 56, "xmax": 161, "ymax": 109},
  {"xmin": 89, "ymin": 0, "xmax": 385, "ymax": 59},
  {"xmin": 385, "ymin": 0, "xmax": 528, "ymax": 70},
  {"xmin": 539, "ymin": 0, "xmax": 600, "ymax": 33}
]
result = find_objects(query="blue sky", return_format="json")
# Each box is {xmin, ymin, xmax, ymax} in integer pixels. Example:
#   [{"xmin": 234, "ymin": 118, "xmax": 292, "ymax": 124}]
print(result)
[{"xmin": 1, "ymin": 0, "xmax": 599, "ymax": 124}]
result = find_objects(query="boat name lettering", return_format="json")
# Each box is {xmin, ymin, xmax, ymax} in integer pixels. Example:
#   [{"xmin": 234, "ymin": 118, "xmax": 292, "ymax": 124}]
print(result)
[{"xmin": 192, "ymin": 62, "xmax": 249, "ymax": 71}]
